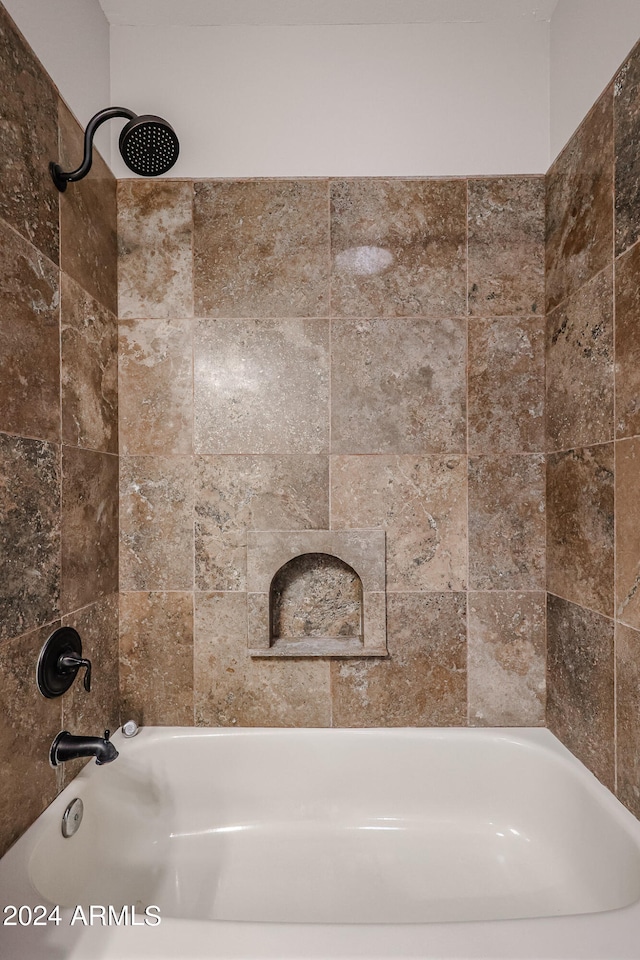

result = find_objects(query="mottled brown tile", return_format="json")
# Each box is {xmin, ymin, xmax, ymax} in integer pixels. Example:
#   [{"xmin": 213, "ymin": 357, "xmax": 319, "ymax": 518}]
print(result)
[
  {"xmin": 120, "ymin": 456, "xmax": 194, "ymax": 591},
  {"xmin": 331, "ymin": 455, "xmax": 467, "ymax": 592},
  {"xmin": 331, "ymin": 318, "xmax": 466, "ymax": 454},
  {"xmin": 120, "ymin": 592, "xmax": 193, "ymax": 725},
  {"xmin": 615, "ymin": 241, "xmax": 640, "ymax": 439},
  {"xmin": 468, "ymin": 317, "xmax": 545, "ymax": 454},
  {"xmin": 195, "ymin": 455, "xmax": 329, "ymax": 591},
  {"xmin": 195, "ymin": 592, "xmax": 331, "ymax": 726},
  {"xmin": 271, "ymin": 553, "xmax": 362, "ymax": 641},
  {"xmin": 468, "ymin": 592, "xmax": 545, "ymax": 726},
  {"xmin": 547, "ymin": 445, "xmax": 614, "ymax": 616},
  {"xmin": 118, "ymin": 180, "xmax": 193, "ymax": 320},
  {"xmin": 331, "ymin": 593, "xmax": 466, "ymax": 726},
  {"xmin": 546, "ymin": 89, "xmax": 613, "ymax": 312},
  {"xmin": 468, "ymin": 177, "xmax": 544, "ymax": 317},
  {"xmin": 61, "ymin": 273, "xmax": 118, "ymax": 454},
  {"xmin": 546, "ymin": 267, "xmax": 613, "ymax": 451},
  {"xmin": 119, "ymin": 319, "xmax": 193, "ymax": 455},
  {"xmin": 0, "ymin": 218, "xmax": 60, "ymax": 441},
  {"xmin": 0, "ymin": 434, "xmax": 60, "ymax": 641},
  {"xmin": 468, "ymin": 455, "xmax": 545, "ymax": 591},
  {"xmin": 194, "ymin": 180, "xmax": 329, "ymax": 318},
  {"xmin": 0, "ymin": 6, "xmax": 59, "ymax": 262},
  {"xmin": 0, "ymin": 622, "xmax": 62, "ymax": 857},
  {"xmin": 59, "ymin": 102, "xmax": 117, "ymax": 314},
  {"xmin": 547, "ymin": 594, "xmax": 614, "ymax": 789},
  {"xmin": 616, "ymin": 621, "xmax": 640, "ymax": 818},
  {"xmin": 615, "ymin": 42, "xmax": 640, "ymax": 256},
  {"xmin": 194, "ymin": 319, "xmax": 329, "ymax": 454},
  {"xmin": 330, "ymin": 179, "xmax": 467, "ymax": 318},
  {"xmin": 61, "ymin": 446, "xmax": 118, "ymax": 613},
  {"xmin": 616, "ymin": 438, "xmax": 640, "ymax": 629}
]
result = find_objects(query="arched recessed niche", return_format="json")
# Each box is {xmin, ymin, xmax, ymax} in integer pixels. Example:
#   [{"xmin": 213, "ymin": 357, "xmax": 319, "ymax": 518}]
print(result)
[{"xmin": 246, "ymin": 530, "xmax": 387, "ymax": 658}]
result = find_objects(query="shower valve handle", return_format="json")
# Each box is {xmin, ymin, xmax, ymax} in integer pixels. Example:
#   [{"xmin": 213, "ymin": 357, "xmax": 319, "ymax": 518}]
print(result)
[{"xmin": 58, "ymin": 653, "xmax": 92, "ymax": 692}]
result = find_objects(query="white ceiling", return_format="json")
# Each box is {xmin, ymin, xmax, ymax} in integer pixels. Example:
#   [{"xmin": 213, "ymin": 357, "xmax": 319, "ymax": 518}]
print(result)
[{"xmin": 98, "ymin": 0, "xmax": 560, "ymax": 27}]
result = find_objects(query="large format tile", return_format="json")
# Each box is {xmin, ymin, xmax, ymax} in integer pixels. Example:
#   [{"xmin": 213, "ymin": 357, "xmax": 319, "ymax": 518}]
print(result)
[
  {"xmin": 0, "ymin": 5, "xmax": 59, "ymax": 263},
  {"xmin": 330, "ymin": 179, "xmax": 466, "ymax": 318},
  {"xmin": 615, "ymin": 240, "xmax": 640, "ymax": 439},
  {"xmin": 330, "ymin": 593, "xmax": 467, "ymax": 726},
  {"xmin": 195, "ymin": 592, "xmax": 331, "ymax": 726},
  {"xmin": 467, "ymin": 592, "xmax": 545, "ymax": 726},
  {"xmin": 331, "ymin": 318, "xmax": 466, "ymax": 454},
  {"xmin": 119, "ymin": 319, "xmax": 193, "ymax": 455},
  {"xmin": 468, "ymin": 455, "xmax": 545, "ymax": 591},
  {"xmin": 547, "ymin": 445, "xmax": 614, "ymax": 616},
  {"xmin": 615, "ymin": 41, "xmax": 640, "ymax": 257},
  {"xmin": 0, "ymin": 434, "xmax": 60, "ymax": 641},
  {"xmin": 194, "ymin": 319, "xmax": 329, "ymax": 454},
  {"xmin": 547, "ymin": 594, "xmax": 614, "ymax": 790},
  {"xmin": 120, "ymin": 456, "xmax": 194, "ymax": 591},
  {"xmin": 616, "ymin": 621, "xmax": 640, "ymax": 819},
  {"xmin": 61, "ymin": 274, "xmax": 118, "ymax": 454},
  {"xmin": 545, "ymin": 267, "xmax": 613, "ymax": 451},
  {"xmin": 118, "ymin": 180, "xmax": 193, "ymax": 320},
  {"xmin": 195, "ymin": 455, "xmax": 329, "ymax": 591},
  {"xmin": 546, "ymin": 89, "xmax": 613, "ymax": 312},
  {"xmin": 194, "ymin": 180, "xmax": 329, "ymax": 318},
  {"xmin": 331, "ymin": 455, "xmax": 467, "ymax": 592},
  {"xmin": 616, "ymin": 437, "xmax": 640, "ymax": 630},
  {"xmin": 468, "ymin": 317, "xmax": 545, "ymax": 454},
  {"xmin": 0, "ymin": 218, "xmax": 60, "ymax": 442},
  {"xmin": 468, "ymin": 177, "xmax": 545, "ymax": 317},
  {"xmin": 120, "ymin": 592, "xmax": 193, "ymax": 725},
  {"xmin": 58, "ymin": 102, "xmax": 117, "ymax": 314}
]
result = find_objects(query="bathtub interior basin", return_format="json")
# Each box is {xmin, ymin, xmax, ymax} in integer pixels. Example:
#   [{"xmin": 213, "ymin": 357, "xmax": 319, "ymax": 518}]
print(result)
[{"xmin": 22, "ymin": 727, "xmax": 640, "ymax": 926}]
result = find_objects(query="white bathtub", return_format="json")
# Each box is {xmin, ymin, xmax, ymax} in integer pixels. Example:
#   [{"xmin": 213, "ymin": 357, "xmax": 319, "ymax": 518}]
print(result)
[{"xmin": 2, "ymin": 727, "xmax": 640, "ymax": 959}]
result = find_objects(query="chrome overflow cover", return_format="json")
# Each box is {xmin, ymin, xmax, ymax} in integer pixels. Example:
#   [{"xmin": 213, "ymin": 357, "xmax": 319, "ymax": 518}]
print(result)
[{"xmin": 61, "ymin": 798, "xmax": 83, "ymax": 838}]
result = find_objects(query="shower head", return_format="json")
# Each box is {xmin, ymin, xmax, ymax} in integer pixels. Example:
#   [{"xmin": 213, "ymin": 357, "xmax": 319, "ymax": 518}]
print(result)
[{"xmin": 50, "ymin": 106, "xmax": 180, "ymax": 192}]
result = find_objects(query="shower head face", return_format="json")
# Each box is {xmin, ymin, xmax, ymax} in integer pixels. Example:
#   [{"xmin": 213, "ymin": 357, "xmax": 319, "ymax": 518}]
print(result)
[{"xmin": 119, "ymin": 114, "xmax": 180, "ymax": 177}]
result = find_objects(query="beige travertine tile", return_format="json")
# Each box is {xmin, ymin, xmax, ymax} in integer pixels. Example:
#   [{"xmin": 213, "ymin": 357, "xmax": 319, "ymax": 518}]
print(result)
[
  {"xmin": 468, "ymin": 317, "xmax": 545, "ymax": 454},
  {"xmin": 616, "ymin": 621, "xmax": 640, "ymax": 818},
  {"xmin": 193, "ymin": 180, "xmax": 329, "ymax": 318},
  {"xmin": 195, "ymin": 592, "xmax": 331, "ymax": 726},
  {"xmin": 0, "ymin": 622, "xmax": 62, "ymax": 857},
  {"xmin": 120, "ymin": 456, "xmax": 194, "ymax": 591},
  {"xmin": 118, "ymin": 180, "xmax": 193, "ymax": 320},
  {"xmin": 0, "ymin": 218, "xmax": 60, "ymax": 442},
  {"xmin": 119, "ymin": 318, "xmax": 193, "ymax": 455},
  {"xmin": 545, "ymin": 267, "xmax": 613, "ymax": 451},
  {"xmin": 615, "ymin": 240, "xmax": 640, "ymax": 439},
  {"xmin": 61, "ymin": 273, "xmax": 118, "ymax": 454},
  {"xmin": 194, "ymin": 319, "xmax": 329, "ymax": 454},
  {"xmin": 547, "ymin": 445, "xmax": 614, "ymax": 616},
  {"xmin": 195, "ymin": 455, "xmax": 329, "ymax": 591},
  {"xmin": 0, "ymin": 435, "xmax": 60, "ymax": 641},
  {"xmin": 331, "ymin": 455, "xmax": 467, "ymax": 592},
  {"xmin": 120, "ymin": 592, "xmax": 193, "ymax": 726},
  {"xmin": 547, "ymin": 594, "xmax": 614, "ymax": 790},
  {"xmin": 616, "ymin": 437, "xmax": 640, "ymax": 630},
  {"xmin": 546, "ymin": 88, "xmax": 613, "ymax": 312},
  {"xmin": 468, "ymin": 592, "xmax": 545, "ymax": 726},
  {"xmin": 59, "ymin": 102, "xmax": 117, "ymax": 315},
  {"xmin": 61, "ymin": 446, "xmax": 119, "ymax": 614},
  {"xmin": 330, "ymin": 179, "xmax": 466, "ymax": 318},
  {"xmin": 331, "ymin": 317, "xmax": 466, "ymax": 454},
  {"xmin": 468, "ymin": 455, "xmax": 545, "ymax": 591},
  {"xmin": 615, "ymin": 41, "xmax": 640, "ymax": 256},
  {"xmin": 468, "ymin": 177, "xmax": 544, "ymax": 317},
  {"xmin": 330, "ymin": 593, "xmax": 467, "ymax": 726},
  {"xmin": 271, "ymin": 553, "xmax": 362, "ymax": 640}
]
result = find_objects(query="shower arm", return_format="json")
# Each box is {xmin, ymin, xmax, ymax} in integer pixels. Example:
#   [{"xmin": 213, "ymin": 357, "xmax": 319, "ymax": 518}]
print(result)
[{"xmin": 50, "ymin": 106, "xmax": 136, "ymax": 192}]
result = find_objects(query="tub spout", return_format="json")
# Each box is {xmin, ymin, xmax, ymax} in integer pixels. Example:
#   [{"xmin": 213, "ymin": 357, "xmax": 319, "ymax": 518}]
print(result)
[{"xmin": 50, "ymin": 729, "xmax": 119, "ymax": 767}]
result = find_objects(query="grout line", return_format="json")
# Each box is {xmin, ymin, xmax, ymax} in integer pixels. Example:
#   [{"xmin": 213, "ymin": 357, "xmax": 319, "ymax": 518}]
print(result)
[{"xmin": 612, "ymin": 106, "xmax": 618, "ymax": 796}]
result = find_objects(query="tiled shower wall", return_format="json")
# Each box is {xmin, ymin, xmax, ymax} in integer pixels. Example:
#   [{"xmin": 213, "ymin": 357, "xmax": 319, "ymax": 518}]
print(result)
[
  {"xmin": 545, "ymin": 38, "xmax": 640, "ymax": 819},
  {"xmin": 0, "ymin": 6, "xmax": 119, "ymax": 857},
  {"xmin": 117, "ymin": 175, "xmax": 547, "ymax": 728}
]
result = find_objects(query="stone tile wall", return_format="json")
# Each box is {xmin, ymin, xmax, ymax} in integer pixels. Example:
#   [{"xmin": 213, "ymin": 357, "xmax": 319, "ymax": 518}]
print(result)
[
  {"xmin": 545, "ymin": 38, "xmax": 640, "ymax": 816},
  {"xmin": 0, "ymin": 6, "xmax": 119, "ymax": 857},
  {"xmin": 118, "ymin": 173, "xmax": 547, "ymax": 729}
]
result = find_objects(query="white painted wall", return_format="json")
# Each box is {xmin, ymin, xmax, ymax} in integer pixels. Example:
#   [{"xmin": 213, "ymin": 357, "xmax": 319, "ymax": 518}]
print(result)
[
  {"xmin": 3, "ymin": 0, "xmax": 112, "ymax": 163},
  {"xmin": 550, "ymin": 0, "xmax": 640, "ymax": 162}
]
